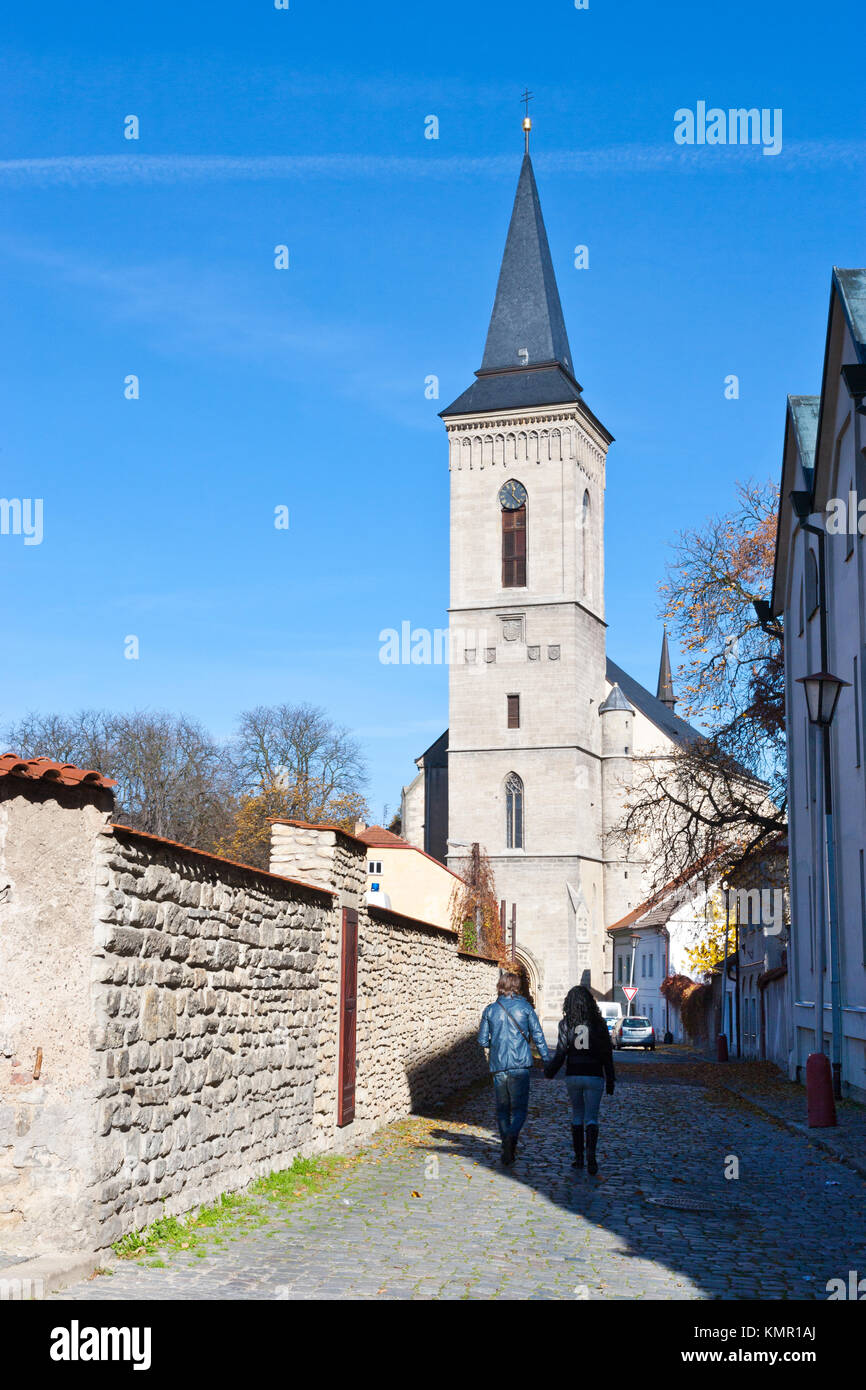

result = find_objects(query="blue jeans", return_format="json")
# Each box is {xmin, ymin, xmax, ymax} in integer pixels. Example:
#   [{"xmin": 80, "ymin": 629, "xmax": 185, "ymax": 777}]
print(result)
[
  {"xmin": 566, "ymin": 1075, "xmax": 604, "ymax": 1126},
  {"xmin": 493, "ymin": 1068, "xmax": 531, "ymax": 1140}
]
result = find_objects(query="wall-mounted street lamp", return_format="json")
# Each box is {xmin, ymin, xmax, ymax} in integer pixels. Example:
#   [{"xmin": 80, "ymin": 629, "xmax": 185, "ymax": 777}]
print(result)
[{"xmin": 796, "ymin": 671, "xmax": 849, "ymax": 729}]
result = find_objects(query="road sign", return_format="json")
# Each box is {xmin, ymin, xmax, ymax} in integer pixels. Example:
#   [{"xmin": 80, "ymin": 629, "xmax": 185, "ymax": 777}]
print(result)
[{"xmin": 622, "ymin": 986, "xmax": 639, "ymax": 1002}]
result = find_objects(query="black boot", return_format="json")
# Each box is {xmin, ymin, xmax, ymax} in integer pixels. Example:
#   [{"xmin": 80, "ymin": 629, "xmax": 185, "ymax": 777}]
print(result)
[
  {"xmin": 571, "ymin": 1125, "xmax": 584, "ymax": 1169},
  {"xmin": 501, "ymin": 1135, "xmax": 515, "ymax": 1166},
  {"xmin": 586, "ymin": 1123, "xmax": 599, "ymax": 1175}
]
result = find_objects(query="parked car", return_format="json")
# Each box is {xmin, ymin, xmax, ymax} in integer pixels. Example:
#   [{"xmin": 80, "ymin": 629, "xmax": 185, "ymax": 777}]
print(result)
[
  {"xmin": 613, "ymin": 1015, "xmax": 656, "ymax": 1050},
  {"xmin": 598, "ymin": 1002, "xmax": 623, "ymax": 1038}
]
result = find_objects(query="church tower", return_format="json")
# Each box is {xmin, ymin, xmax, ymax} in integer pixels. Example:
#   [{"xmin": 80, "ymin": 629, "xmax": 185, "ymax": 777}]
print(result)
[{"xmin": 441, "ymin": 128, "xmax": 614, "ymax": 1022}]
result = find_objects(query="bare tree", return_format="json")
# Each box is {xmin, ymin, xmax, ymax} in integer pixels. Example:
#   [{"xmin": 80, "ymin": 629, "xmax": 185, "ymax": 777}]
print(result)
[
  {"xmin": 5, "ymin": 700, "xmax": 369, "ymax": 867},
  {"xmin": 616, "ymin": 480, "xmax": 786, "ymax": 890},
  {"xmin": 231, "ymin": 702, "xmax": 368, "ymax": 823},
  {"xmin": 4, "ymin": 709, "xmax": 236, "ymax": 851}
]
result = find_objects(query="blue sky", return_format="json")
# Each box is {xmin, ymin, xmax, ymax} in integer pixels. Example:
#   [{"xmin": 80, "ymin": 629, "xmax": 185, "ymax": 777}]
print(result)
[{"xmin": 1, "ymin": 0, "xmax": 863, "ymax": 819}]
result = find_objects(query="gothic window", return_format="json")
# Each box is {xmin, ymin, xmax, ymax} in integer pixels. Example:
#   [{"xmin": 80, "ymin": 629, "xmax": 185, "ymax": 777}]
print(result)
[
  {"xmin": 505, "ymin": 772, "xmax": 524, "ymax": 849},
  {"xmin": 502, "ymin": 500, "xmax": 527, "ymax": 588},
  {"xmin": 581, "ymin": 489, "xmax": 591, "ymax": 596}
]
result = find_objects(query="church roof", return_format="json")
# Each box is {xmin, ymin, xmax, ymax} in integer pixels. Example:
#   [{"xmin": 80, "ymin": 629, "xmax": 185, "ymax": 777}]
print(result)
[
  {"xmin": 605, "ymin": 658, "xmax": 700, "ymax": 748},
  {"xmin": 480, "ymin": 154, "xmax": 574, "ymax": 377},
  {"xmin": 441, "ymin": 153, "xmax": 585, "ymax": 418},
  {"xmin": 441, "ymin": 366, "xmax": 583, "ymax": 417}
]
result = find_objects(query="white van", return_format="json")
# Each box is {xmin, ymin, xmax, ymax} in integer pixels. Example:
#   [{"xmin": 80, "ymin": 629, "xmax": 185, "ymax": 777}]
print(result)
[{"xmin": 598, "ymin": 1002, "xmax": 623, "ymax": 1037}]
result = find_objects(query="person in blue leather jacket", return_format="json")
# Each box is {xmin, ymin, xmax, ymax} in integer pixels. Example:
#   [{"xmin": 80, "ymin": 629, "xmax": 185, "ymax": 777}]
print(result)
[{"xmin": 478, "ymin": 968, "xmax": 550, "ymax": 1165}]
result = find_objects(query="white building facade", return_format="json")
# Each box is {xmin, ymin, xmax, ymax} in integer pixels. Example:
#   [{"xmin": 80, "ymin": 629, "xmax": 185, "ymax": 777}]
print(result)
[{"xmin": 772, "ymin": 267, "xmax": 866, "ymax": 1101}]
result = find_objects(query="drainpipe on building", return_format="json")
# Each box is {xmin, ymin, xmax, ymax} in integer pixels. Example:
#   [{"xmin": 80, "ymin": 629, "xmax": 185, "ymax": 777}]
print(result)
[
  {"xmin": 792, "ymin": 498, "xmax": 844, "ymax": 1097},
  {"xmin": 822, "ymin": 721, "xmax": 844, "ymax": 1099}
]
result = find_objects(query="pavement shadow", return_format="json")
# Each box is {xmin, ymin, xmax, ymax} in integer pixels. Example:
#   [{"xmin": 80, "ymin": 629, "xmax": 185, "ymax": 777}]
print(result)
[{"xmin": 410, "ymin": 1062, "xmax": 850, "ymax": 1300}]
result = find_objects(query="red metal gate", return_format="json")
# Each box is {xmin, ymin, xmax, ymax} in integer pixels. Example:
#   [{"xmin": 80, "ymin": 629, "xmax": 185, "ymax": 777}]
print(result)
[{"xmin": 337, "ymin": 907, "xmax": 358, "ymax": 1126}]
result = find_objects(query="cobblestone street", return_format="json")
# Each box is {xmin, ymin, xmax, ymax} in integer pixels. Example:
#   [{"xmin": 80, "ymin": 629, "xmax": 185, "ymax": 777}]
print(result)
[{"xmin": 52, "ymin": 1050, "xmax": 866, "ymax": 1301}]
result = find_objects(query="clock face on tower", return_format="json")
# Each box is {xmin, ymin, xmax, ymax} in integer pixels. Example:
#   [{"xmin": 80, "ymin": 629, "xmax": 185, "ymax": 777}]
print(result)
[{"xmin": 499, "ymin": 479, "xmax": 527, "ymax": 511}]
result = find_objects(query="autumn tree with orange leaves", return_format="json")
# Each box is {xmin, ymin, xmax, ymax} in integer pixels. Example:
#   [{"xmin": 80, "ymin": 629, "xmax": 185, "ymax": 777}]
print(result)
[{"xmin": 616, "ymin": 480, "xmax": 786, "ymax": 889}]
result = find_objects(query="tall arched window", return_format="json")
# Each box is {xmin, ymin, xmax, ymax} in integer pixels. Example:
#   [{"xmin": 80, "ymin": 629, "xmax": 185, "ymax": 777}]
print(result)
[
  {"xmin": 581, "ymin": 489, "xmax": 591, "ymax": 597},
  {"xmin": 500, "ymin": 480, "xmax": 527, "ymax": 588},
  {"xmin": 505, "ymin": 772, "xmax": 524, "ymax": 849}
]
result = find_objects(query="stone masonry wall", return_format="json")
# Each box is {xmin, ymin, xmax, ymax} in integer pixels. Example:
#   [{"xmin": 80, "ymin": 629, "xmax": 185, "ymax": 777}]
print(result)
[
  {"xmin": 2, "ymin": 797, "xmax": 499, "ymax": 1259},
  {"xmin": 356, "ymin": 907, "xmax": 496, "ymax": 1127},
  {"xmin": 270, "ymin": 820, "xmax": 498, "ymax": 1143},
  {"xmin": 91, "ymin": 828, "xmax": 334, "ymax": 1248}
]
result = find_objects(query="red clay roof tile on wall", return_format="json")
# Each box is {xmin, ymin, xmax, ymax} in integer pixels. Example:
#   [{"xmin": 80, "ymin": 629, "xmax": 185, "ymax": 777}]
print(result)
[{"xmin": 0, "ymin": 753, "xmax": 117, "ymax": 790}]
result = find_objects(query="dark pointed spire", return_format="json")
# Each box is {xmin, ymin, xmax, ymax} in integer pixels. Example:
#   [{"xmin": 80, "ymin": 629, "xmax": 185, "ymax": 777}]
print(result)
[
  {"xmin": 657, "ymin": 629, "xmax": 676, "ymax": 710},
  {"xmin": 479, "ymin": 154, "xmax": 574, "ymax": 379},
  {"xmin": 440, "ymin": 152, "xmax": 584, "ymax": 417}
]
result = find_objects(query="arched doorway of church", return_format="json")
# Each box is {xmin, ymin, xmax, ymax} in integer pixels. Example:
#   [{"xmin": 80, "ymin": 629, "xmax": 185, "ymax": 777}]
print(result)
[{"xmin": 508, "ymin": 948, "xmax": 540, "ymax": 1011}]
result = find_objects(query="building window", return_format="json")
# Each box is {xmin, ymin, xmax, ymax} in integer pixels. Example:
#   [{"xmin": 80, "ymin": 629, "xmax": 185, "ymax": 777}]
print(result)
[
  {"xmin": 502, "ymin": 503, "xmax": 527, "ymax": 588},
  {"xmin": 505, "ymin": 772, "xmax": 524, "ymax": 849},
  {"xmin": 507, "ymin": 694, "xmax": 520, "ymax": 729},
  {"xmin": 581, "ymin": 490, "xmax": 591, "ymax": 597},
  {"xmin": 798, "ymin": 578, "xmax": 804, "ymax": 636},
  {"xmin": 648, "ymin": 955, "xmax": 654, "ymax": 979},
  {"xmin": 805, "ymin": 548, "xmax": 819, "ymax": 619},
  {"xmin": 368, "ymin": 860, "xmax": 382, "ymax": 875}
]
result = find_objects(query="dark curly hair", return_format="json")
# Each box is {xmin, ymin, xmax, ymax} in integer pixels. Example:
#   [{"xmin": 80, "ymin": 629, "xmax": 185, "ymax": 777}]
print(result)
[{"xmin": 562, "ymin": 985, "xmax": 608, "ymax": 1048}]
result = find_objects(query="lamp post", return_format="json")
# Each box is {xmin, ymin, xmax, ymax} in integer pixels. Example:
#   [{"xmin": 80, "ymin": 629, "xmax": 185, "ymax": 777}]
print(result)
[{"xmin": 797, "ymin": 670, "xmax": 850, "ymax": 1101}]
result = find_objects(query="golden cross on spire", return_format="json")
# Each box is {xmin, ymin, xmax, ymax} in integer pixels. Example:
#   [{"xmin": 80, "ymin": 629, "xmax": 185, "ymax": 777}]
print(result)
[{"xmin": 520, "ymin": 88, "xmax": 533, "ymax": 153}]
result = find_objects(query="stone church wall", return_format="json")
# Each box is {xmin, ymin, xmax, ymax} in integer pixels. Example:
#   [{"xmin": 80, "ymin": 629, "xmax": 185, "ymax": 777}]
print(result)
[{"xmin": 0, "ymin": 787, "xmax": 498, "ymax": 1259}]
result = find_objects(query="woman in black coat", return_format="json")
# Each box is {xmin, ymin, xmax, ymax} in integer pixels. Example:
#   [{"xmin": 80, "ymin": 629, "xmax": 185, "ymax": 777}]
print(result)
[{"xmin": 545, "ymin": 985, "xmax": 615, "ymax": 1174}]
